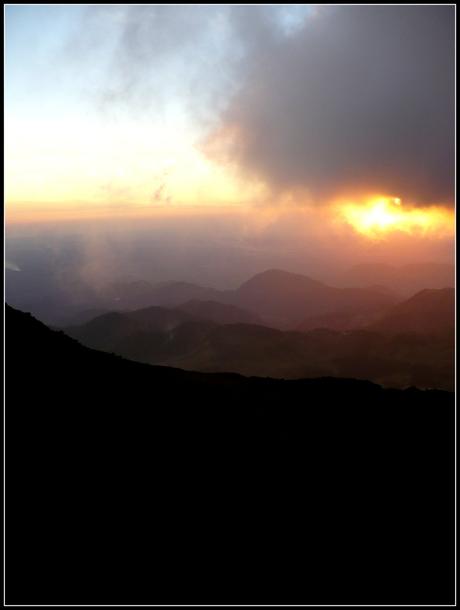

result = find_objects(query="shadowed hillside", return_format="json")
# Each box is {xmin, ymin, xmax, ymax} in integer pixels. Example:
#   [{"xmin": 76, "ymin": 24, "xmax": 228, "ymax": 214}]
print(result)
[
  {"xmin": 298, "ymin": 287, "xmax": 454, "ymax": 335},
  {"xmin": 65, "ymin": 297, "xmax": 454, "ymax": 390},
  {"xmin": 65, "ymin": 305, "xmax": 196, "ymax": 351},
  {"xmin": 368, "ymin": 287, "xmax": 455, "ymax": 336},
  {"xmin": 6, "ymin": 304, "xmax": 454, "ymax": 605},
  {"xmin": 169, "ymin": 325, "xmax": 454, "ymax": 390}
]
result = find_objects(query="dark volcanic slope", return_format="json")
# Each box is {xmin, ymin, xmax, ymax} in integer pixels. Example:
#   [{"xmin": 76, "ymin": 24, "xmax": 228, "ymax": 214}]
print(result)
[{"xmin": 6, "ymin": 305, "xmax": 454, "ymax": 606}]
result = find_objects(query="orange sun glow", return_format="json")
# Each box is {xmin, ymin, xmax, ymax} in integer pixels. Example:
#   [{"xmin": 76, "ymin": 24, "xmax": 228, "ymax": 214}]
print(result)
[{"xmin": 338, "ymin": 196, "xmax": 454, "ymax": 239}]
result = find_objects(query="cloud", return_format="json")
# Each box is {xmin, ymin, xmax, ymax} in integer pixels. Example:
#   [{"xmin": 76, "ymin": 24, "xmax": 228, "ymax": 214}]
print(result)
[
  {"xmin": 208, "ymin": 5, "xmax": 455, "ymax": 206},
  {"xmin": 68, "ymin": 5, "xmax": 454, "ymax": 206}
]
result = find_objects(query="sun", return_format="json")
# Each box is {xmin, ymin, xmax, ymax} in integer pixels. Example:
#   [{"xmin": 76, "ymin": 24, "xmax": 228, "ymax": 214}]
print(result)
[{"xmin": 338, "ymin": 196, "xmax": 453, "ymax": 239}]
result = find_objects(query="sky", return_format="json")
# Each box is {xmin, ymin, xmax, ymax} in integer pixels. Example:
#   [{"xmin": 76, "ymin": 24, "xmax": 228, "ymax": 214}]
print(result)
[
  {"xmin": 5, "ymin": 4, "xmax": 277, "ymax": 216},
  {"xmin": 5, "ymin": 4, "xmax": 455, "ymax": 256}
]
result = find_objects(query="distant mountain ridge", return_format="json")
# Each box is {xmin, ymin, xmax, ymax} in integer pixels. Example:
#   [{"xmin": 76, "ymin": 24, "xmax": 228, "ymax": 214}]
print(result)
[
  {"xmin": 233, "ymin": 269, "xmax": 397, "ymax": 327},
  {"xmin": 6, "ymin": 261, "xmax": 453, "ymax": 326},
  {"xmin": 102, "ymin": 268, "xmax": 397, "ymax": 329}
]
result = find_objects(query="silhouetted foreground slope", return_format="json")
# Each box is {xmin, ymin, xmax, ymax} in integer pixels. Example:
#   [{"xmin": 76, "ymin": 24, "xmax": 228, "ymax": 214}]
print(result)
[{"xmin": 6, "ymin": 305, "xmax": 454, "ymax": 605}]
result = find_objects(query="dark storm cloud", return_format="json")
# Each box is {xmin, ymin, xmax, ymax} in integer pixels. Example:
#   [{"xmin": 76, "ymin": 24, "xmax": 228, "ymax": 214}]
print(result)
[
  {"xmin": 221, "ymin": 5, "xmax": 455, "ymax": 205},
  {"xmin": 70, "ymin": 5, "xmax": 455, "ymax": 205}
]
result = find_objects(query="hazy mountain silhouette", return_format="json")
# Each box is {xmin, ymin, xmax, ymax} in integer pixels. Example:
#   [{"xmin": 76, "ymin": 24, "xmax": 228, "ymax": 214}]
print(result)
[
  {"xmin": 368, "ymin": 287, "xmax": 454, "ymax": 336},
  {"xmin": 228, "ymin": 269, "xmax": 397, "ymax": 328},
  {"xmin": 6, "ymin": 256, "xmax": 452, "ymax": 327},
  {"xmin": 298, "ymin": 286, "xmax": 455, "ymax": 336},
  {"xmin": 108, "ymin": 269, "xmax": 397, "ymax": 329},
  {"xmin": 6, "ymin": 304, "xmax": 454, "ymax": 605},
  {"xmin": 6, "ymin": 265, "xmax": 398, "ymax": 328}
]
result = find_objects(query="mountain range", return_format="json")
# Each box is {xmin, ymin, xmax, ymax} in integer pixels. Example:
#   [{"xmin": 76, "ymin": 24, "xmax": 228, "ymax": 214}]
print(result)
[
  {"xmin": 101, "ymin": 268, "xmax": 397, "ymax": 329},
  {"xmin": 64, "ymin": 285, "xmax": 454, "ymax": 390},
  {"xmin": 7, "ymin": 262, "xmax": 453, "ymax": 327}
]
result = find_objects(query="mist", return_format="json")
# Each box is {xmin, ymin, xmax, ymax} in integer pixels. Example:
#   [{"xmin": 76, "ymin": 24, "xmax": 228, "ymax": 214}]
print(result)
[{"xmin": 5, "ymin": 207, "xmax": 454, "ymax": 325}]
